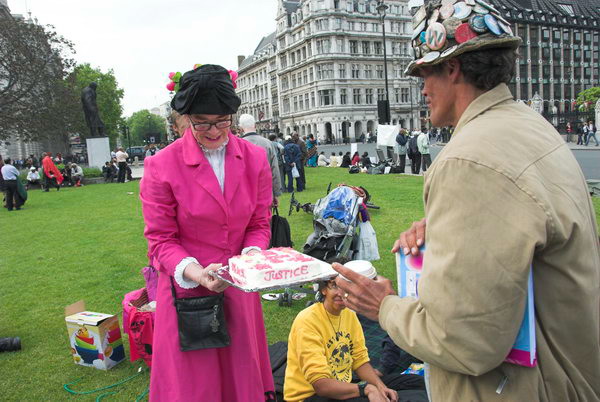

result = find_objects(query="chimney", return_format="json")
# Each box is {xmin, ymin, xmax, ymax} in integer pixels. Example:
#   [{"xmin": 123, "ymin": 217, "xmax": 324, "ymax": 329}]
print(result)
[{"xmin": 237, "ymin": 55, "xmax": 245, "ymax": 68}]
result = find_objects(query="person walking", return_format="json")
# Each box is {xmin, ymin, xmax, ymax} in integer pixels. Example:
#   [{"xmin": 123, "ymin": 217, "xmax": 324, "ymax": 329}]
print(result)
[
  {"xmin": 1, "ymin": 158, "xmax": 24, "ymax": 211},
  {"xmin": 115, "ymin": 147, "xmax": 128, "ymax": 183},
  {"xmin": 577, "ymin": 122, "xmax": 584, "ymax": 145},
  {"xmin": 41, "ymin": 152, "xmax": 62, "ymax": 191},
  {"xmin": 395, "ymin": 129, "xmax": 408, "ymax": 173},
  {"xmin": 238, "ymin": 114, "xmax": 282, "ymax": 206},
  {"xmin": 417, "ymin": 129, "xmax": 431, "ymax": 173},
  {"xmin": 332, "ymin": 4, "xmax": 600, "ymax": 401},
  {"xmin": 585, "ymin": 120, "xmax": 598, "ymax": 146},
  {"xmin": 284, "ymin": 136, "xmax": 303, "ymax": 193}
]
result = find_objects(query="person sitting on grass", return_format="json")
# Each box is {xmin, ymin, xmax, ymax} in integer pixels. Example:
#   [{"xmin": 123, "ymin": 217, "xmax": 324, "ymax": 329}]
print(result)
[
  {"xmin": 317, "ymin": 152, "xmax": 329, "ymax": 167},
  {"xmin": 360, "ymin": 152, "xmax": 372, "ymax": 169},
  {"xmin": 340, "ymin": 152, "xmax": 352, "ymax": 168},
  {"xmin": 71, "ymin": 163, "xmax": 84, "ymax": 186},
  {"xmin": 102, "ymin": 162, "xmax": 117, "ymax": 183},
  {"xmin": 26, "ymin": 167, "xmax": 40, "ymax": 189},
  {"xmin": 329, "ymin": 152, "xmax": 339, "ymax": 168},
  {"xmin": 284, "ymin": 264, "xmax": 425, "ymax": 402},
  {"xmin": 61, "ymin": 165, "xmax": 73, "ymax": 187}
]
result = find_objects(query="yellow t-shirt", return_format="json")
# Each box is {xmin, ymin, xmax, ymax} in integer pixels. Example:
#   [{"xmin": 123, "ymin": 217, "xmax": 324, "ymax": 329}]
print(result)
[{"xmin": 284, "ymin": 303, "xmax": 370, "ymax": 402}]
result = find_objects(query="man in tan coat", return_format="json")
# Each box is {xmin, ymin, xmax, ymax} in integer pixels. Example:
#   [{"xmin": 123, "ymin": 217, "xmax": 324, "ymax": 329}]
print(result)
[{"xmin": 333, "ymin": 1, "xmax": 600, "ymax": 401}]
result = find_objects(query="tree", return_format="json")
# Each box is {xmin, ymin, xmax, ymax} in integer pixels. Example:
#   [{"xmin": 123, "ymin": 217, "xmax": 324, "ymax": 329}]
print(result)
[
  {"xmin": 0, "ymin": 16, "xmax": 76, "ymax": 143},
  {"xmin": 126, "ymin": 110, "xmax": 167, "ymax": 145},
  {"xmin": 67, "ymin": 64, "xmax": 125, "ymax": 148},
  {"xmin": 576, "ymin": 87, "xmax": 600, "ymax": 112}
]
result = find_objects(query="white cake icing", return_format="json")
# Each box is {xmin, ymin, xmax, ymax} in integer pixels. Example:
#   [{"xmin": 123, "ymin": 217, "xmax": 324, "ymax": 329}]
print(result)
[{"xmin": 228, "ymin": 247, "xmax": 326, "ymax": 288}]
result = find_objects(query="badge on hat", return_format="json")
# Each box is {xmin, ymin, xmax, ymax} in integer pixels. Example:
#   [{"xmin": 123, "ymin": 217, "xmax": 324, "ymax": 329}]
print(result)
[
  {"xmin": 426, "ymin": 22, "xmax": 447, "ymax": 51},
  {"xmin": 498, "ymin": 20, "xmax": 513, "ymax": 35},
  {"xmin": 443, "ymin": 17, "xmax": 462, "ymax": 39},
  {"xmin": 423, "ymin": 51, "xmax": 441, "ymax": 63},
  {"xmin": 455, "ymin": 23, "xmax": 478, "ymax": 43},
  {"xmin": 469, "ymin": 14, "xmax": 488, "ymax": 33},
  {"xmin": 440, "ymin": 4, "xmax": 455, "ymax": 19},
  {"xmin": 412, "ymin": 20, "xmax": 427, "ymax": 40},
  {"xmin": 484, "ymin": 14, "xmax": 502, "ymax": 36},
  {"xmin": 454, "ymin": 2, "xmax": 473, "ymax": 20},
  {"xmin": 413, "ymin": 5, "xmax": 427, "ymax": 29}
]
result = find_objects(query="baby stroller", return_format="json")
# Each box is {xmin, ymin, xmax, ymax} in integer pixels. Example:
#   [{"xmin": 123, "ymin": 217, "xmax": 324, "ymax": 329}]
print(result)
[{"xmin": 302, "ymin": 185, "xmax": 365, "ymax": 262}]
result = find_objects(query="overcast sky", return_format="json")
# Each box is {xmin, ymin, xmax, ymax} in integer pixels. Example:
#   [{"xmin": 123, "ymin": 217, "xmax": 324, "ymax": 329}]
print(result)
[{"xmin": 8, "ymin": 0, "xmax": 422, "ymax": 117}]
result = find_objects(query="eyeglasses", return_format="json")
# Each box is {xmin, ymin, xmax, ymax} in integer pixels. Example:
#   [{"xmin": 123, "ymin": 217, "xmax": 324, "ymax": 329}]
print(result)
[{"xmin": 188, "ymin": 118, "xmax": 232, "ymax": 132}]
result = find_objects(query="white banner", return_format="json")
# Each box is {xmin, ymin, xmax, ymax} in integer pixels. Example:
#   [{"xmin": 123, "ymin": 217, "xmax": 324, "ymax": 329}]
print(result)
[{"xmin": 377, "ymin": 125, "xmax": 399, "ymax": 147}]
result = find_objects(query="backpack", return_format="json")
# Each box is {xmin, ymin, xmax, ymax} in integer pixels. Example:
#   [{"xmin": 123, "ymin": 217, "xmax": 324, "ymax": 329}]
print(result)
[
  {"xmin": 269, "ymin": 341, "xmax": 288, "ymax": 401},
  {"xmin": 348, "ymin": 165, "xmax": 360, "ymax": 174},
  {"xmin": 408, "ymin": 136, "xmax": 419, "ymax": 156},
  {"xmin": 269, "ymin": 208, "xmax": 293, "ymax": 248}
]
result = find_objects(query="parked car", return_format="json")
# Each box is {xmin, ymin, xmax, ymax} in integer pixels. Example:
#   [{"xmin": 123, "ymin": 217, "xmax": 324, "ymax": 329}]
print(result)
[{"xmin": 126, "ymin": 146, "xmax": 145, "ymax": 163}]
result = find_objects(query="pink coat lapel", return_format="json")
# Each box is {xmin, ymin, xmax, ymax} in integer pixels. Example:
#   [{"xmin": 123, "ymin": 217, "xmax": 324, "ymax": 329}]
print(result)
[{"xmin": 180, "ymin": 130, "xmax": 244, "ymax": 214}]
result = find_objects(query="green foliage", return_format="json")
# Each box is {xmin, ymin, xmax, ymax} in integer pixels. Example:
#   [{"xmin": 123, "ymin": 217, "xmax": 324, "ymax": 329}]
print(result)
[
  {"xmin": 576, "ymin": 87, "xmax": 600, "ymax": 112},
  {"xmin": 83, "ymin": 167, "xmax": 103, "ymax": 178},
  {"xmin": 0, "ymin": 17, "xmax": 76, "ymax": 143},
  {"xmin": 126, "ymin": 110, "xmax": 167, "ymax": 145},
  {"xmin": 68, "ymin": 64, "xmax": 125, "ymax": 149}
]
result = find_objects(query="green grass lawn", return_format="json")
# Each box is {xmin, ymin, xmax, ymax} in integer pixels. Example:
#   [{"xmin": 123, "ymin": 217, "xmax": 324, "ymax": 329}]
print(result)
[{"xmin": 1, "ymin": 168, "xmax": 599, "ymax": 400}]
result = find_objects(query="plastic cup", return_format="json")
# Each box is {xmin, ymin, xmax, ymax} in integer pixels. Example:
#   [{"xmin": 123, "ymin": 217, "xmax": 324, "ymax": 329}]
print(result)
[{"xmin": 340, "ymin": 260, "xmax": 377, "ymax": 281}]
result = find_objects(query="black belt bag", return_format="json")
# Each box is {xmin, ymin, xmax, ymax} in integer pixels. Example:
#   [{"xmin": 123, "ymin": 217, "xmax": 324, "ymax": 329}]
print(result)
[{"xmin": 170, "ymin": 277, "xmax": 230, "ymax": 351}]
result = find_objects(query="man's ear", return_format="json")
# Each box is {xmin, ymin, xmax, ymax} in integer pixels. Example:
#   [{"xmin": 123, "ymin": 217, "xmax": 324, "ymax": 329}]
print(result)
[{"xmin": 446, "ymin": 58, "xmax": 462, "ymax": 84}]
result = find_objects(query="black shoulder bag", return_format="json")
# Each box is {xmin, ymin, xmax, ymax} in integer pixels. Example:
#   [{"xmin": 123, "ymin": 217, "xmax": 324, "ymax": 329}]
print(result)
[{"xmin": 170, "ymin": 277, "xmax": 230, "ymax": 351}]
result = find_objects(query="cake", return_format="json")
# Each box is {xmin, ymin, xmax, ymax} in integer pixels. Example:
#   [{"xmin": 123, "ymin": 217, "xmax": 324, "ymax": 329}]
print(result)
[{"xmin": 228, "ymin": 247, "xmax": 330, "ymax": 289}]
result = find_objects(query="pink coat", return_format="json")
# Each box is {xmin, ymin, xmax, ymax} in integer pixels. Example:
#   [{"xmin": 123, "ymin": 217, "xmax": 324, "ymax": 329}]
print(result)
[{"xmin": 140, "ymin": 131, "xmax": 275, "ymax": 401}]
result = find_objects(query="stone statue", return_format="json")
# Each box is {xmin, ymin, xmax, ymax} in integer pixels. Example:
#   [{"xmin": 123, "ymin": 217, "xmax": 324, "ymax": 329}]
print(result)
[{"xmin": 81, "ymin": 82, "xmax": 106, "ymax": 138}]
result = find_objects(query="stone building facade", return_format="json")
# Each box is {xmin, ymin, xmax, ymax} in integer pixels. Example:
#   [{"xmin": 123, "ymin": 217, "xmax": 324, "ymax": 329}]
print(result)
[
  {"xmin": 237, "ymin": 0, "xmax": 420, "ymax": 143},
  {"xmin": 489, "ymin": 0, "xmax": 600, "ymax": 125}
]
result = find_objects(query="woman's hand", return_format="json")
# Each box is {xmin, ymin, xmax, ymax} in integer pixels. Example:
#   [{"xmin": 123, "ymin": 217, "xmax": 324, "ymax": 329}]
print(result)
[
  {"xmin": 184, "ymin": 262, "xmax": 229, "ymax": 293},
  {"xmin": 391, "ymin": 218, "xmax": 426, "ymax": 256}
]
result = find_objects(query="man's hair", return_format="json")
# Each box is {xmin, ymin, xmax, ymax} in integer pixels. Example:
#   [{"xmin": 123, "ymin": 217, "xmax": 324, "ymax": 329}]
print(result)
[
  {"xmin": 268, "ymin": 134, "xmax": 277, "ymax": 141},
  {"xmin": 4, "ymin": 158, "xmax": 11, "ymax": 164},
  {"xmin": 432, "ymin": 48, "xmax": 517, "ymax": 91},
  {"xmin": 238, "ymin": 114, "xmax": 256, "ymax": 130}
]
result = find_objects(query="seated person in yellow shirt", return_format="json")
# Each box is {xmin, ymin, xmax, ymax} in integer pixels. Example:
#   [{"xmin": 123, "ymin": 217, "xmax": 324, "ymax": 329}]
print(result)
[{"xmin": 285, "ymin": 275, "xmax": 417, "ymax": 402}]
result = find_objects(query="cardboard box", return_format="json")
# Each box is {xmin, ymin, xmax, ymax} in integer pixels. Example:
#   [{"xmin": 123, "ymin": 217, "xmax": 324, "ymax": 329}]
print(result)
[{"xmin": 65, "ymin": 300, "xmax": 125, "ymax": 369}]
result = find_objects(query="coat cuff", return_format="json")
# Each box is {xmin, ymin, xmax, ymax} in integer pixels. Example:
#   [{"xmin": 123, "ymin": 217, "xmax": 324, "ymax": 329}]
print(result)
[
  {"xmin": 174, "ymin": 257, "xmax": 200, "ymax": 289},
  {"xmin": 241, "ymin": 246, "xmax": 262, "ymax": 255}
]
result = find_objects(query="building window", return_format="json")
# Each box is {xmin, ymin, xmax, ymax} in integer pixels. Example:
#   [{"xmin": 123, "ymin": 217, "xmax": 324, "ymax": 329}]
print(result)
[
  {"xmin": 304, "ymin": 94, "xmax": 309, "ymax": 109},
  {"xmin": 316, "ymin": 39, "xmax": 331, "ymax": 54},
  {"xmin": 365, "ymin": 88, "xmax": 373, "ymax": 104},
  {"xmin": 339, "ymin": 63, "xmax": 346, "ymax": 78},
  {"xmin": 362, "ymin": 41, "xmax": 370, "ymax": 54},
  {"xmin": 293, "ymin": 96, "xmax": 298, "ymax": 111},
  {"xmin": 319, "ymin": 89, "xmax": 334, "ymax": 106},
  {"xmin": 374, "ymin": 41, "xmax": 383, "ymax": 55},
  {"xmin": 394, "ymin": 88, "xmax": 401, "ymax": 103},
  {"xmin": 292, "ymin": 74, "xmax": 297, "ymax": 88},
  {"xmin": 360, "ymin": 22, "xmax": 367, "ymax": 31},
  {"xmin": 311, "ymin": 92, "xmax": 315, "ymax": 107},
  {"xmin": 299, "ymin": 95, "xmax": 304, "ymax": 110},
  {"xmin": 350, "ymin": 40, "xmax": 358, "ymax": 54},
  {"xmin": 340, "ymin": 88, "xmax": 347, "ymax": 104},
  {"xmin": 401, "ymin": 88, "xmax": 409, "ymax": 103},
  {"xmin": 337, "ymin": 38, "xmax": 345, "ymax": 53},
  {"xmin": 310, "ymin": 67, "xmax": 314, "ymax": 82},
  {"xmin": 353, "ymin": 88, "xmax": 362, "ymax": 104},
  {"xmin": 364, "ymin": 64, "xmax": 373, "ymax": 78},
  {"xmin": 303, "ymin": 70, "xmax": 308, "ymax": 84},
  {"xmin": 316, "ymin": 65, "xmax": 324, "ymax": 79},
  {"xmin": 351, "ymin": 64, "xmax": 360, "ymax": 78},
  {"xmin": 377, "ymin": 88, "xmax": 385, "ymax": 101},
  {"xmin": 376, "ymin": 65, "xmax": 384, "ymax": 78}
]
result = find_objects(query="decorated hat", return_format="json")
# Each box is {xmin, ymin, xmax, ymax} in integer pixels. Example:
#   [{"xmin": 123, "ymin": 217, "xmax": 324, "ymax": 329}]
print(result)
[
  {"xmin": 171, "ymin": 64, "xmax": 241, "ymax": 115},
  {"xmin": 405, "ymin": 0, "xmax": 522, "ymax": 76}
]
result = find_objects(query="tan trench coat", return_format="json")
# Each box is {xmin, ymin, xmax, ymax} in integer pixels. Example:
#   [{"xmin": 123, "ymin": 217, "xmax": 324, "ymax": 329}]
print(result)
[{"xmin": 380, "ymin": 84, "xmax": 600, "ymax": 401}]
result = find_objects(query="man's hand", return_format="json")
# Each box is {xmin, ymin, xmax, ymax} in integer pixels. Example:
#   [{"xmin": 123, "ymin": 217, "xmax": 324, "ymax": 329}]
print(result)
[
  {"xmin": 391, "ymin": 218, "xmax": 426, "ymax": 256},
  {"xmin": 332, "ymin": 263, "xmax": 395, "ymax": 321},
  {"xmin": 377, "ymin": 385, "xmax": 398, "ymax": 402},
  {"xmin": 184, "ymin": 262, "xmax": 229, "ymax": 293},
  {"xmin": 365, "ymin": 384, "xmax": 390, "ymax": 402}
]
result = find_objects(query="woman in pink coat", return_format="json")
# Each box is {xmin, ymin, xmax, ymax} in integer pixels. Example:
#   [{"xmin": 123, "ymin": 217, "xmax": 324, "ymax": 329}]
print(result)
[{"xmin": 140, "ymin": 64, "xmax": 275, "ymax": 401}]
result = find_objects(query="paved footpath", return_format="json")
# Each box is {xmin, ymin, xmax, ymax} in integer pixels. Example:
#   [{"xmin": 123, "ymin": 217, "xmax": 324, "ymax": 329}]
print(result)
[{"xmin": 125, "ymin": 139, "xmax": 600, "ymax": 181}]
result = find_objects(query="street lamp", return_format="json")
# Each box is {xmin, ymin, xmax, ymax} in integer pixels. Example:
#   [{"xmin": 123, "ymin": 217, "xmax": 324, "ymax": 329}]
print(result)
[
  {"xmin": 146, "ymin": 115, "xmax": 152, "ymax": 143},
  {"xmin": 377, "ymin": 0, "xmax": 390, "ymax": 125}
]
